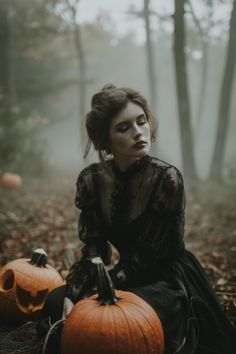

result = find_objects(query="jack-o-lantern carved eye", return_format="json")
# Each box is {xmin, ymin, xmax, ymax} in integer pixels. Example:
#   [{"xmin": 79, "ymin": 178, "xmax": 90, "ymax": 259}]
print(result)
[{"xmin": 0, "ymin": 269, "xmax": 15, "ymax": 291}]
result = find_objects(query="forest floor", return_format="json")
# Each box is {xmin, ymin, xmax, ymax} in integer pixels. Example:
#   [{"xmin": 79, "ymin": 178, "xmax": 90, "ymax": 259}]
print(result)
[{"xmin": 0, "ymin": 176, "xmax": 236, "ymax": 353}]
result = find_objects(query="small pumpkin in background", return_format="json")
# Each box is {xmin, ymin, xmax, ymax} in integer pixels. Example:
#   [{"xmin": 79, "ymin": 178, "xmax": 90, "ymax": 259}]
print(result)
[
  {"xmin": 1, "ymin": 172, "xmax": 23, "ymax": 189},
  {"xmin": 61, "ymin": 257, "xmax": 164, "ymax": 354},
  {"xmin": 0, "ymin": 248, "xmax": 64, "ymax": 324}
]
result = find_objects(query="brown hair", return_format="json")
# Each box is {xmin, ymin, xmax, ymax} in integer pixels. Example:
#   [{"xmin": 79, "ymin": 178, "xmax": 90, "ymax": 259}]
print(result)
[{"xmin": 84, "ymin": 84, "xmax": 157, "ymax": 162}]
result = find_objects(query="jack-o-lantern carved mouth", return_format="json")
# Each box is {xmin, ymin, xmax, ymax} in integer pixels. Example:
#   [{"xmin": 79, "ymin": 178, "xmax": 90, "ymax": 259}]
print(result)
[
  {"xmin": 16, "ymin": 284, "xmax": 49, "ymax": 313},
  {"xmin": 0, "ymin": 268, "xmax": 49, "ymax": 313}
]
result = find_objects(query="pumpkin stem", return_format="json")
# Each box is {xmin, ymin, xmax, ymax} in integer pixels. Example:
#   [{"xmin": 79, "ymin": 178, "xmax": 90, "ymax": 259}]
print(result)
[
  {"xmin": 30, "ymin": 249, "xmax": 48, "ymax": 267},
  {"xmin": 92, "ymin": 257, "xmax": 121, "ymax": 305}
]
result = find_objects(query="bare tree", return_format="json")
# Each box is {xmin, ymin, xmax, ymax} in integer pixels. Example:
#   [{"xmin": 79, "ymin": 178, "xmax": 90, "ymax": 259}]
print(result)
[
  {"xmin": 128, "ymin": 1, "xmax": 157, "ymax": 114},
  {"xmin": 173, "ymin": 0, "xmax": 197, "ymax": 180},
  {"xmin": 143, "ymin": 0, "xmax": 157, "ymax": 114},
  {"xmin": 210, "ymin": 0, "xmax": 236, "ymax": 180},
  {"xmin": 0, "ymin": 1, "xmax": 10, "ymax": 102},
  {"xmin": 187, "ymin": 0, "xmax": 213, "ymax": 137},
  {"xmin": 64, "ymin": 0, "xmax": 87, "ymax": 147},
  {"xmin": 0, "ymin": 1, "xmax": 13, "ymax": 170}
]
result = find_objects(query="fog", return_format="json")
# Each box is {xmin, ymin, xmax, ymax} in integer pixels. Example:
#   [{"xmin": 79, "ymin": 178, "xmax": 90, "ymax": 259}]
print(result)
[{"xmin": 1, "ymin": 0, "xmax": 236, "ymax": 183}]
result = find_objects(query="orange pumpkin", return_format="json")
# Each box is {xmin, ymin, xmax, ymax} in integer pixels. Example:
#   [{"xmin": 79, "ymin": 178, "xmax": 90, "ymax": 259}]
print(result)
[
  {"xmin": 61, "ymin": 257, "xmax": 164, "ymax": 354},
  {"xmin": 1, "ymin": 172, "xmax": 23, "ymax": 189},
  {"xmin": 0, "ymin": 248, "xmax": 64, "ymax": 324}
]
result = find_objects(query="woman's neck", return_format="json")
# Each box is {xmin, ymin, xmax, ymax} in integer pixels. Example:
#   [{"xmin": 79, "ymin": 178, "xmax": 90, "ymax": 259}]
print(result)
[{"xmin": 112, "ymin": 156, "xmax": 141, "ymax": 172}]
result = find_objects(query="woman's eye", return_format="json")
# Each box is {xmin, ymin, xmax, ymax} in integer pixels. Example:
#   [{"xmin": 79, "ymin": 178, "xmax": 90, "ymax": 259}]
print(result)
[
  {"xmin": 137, "ymin": 117, "xmax": 147, "ymax": 125},
  {"xmin": 117, "ymin": 125, "xmax": 129, "ymax": 132}
]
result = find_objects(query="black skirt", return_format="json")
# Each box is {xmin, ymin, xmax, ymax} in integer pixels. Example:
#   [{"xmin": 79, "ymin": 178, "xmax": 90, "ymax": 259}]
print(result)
[
  {"xmin": 130, "ymin": 250, "xmax": 236, "ymax": 354},
  {"xmin": 37, "ymin": 250, "xmax": 236, "ymax": 354}
]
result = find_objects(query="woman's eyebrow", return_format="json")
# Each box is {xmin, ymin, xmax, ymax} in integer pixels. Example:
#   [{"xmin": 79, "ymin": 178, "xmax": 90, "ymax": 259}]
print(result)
[{"xmin": 115, "ymin": 114, "xmax": 146, "ymax": 127}]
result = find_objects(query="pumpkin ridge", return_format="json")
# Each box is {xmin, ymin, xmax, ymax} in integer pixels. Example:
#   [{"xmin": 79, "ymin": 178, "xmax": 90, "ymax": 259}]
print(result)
[
  {"xmin": 42, "ymin": 267, "xmax": 53, "ymax": 290},
  {"xmin": 62, "ymin": 300, "xmax": 101, "ymax": 353},
  {"xmin": 77, "ymin": 309, "xmax": 95, "ymax": 353},
  {"xmin": 132, "ymin": 306, "xmax": 158, "ymax": 353},
  {"xmin": 117, "ymin": 297, "xmax": 164, "ymax": 354},
  {"xmin": 75, "ymin": 298, "xmax": 99, "ymax": 311},
  {"xmin": 117, "ymin": 299, "xmax": 149, "ymax": 353},
  {"xmin": 99, "ymin": 303, "xmax": 113, "ymax": 353},
  {"xmin": 81, "ymin": 304, "xmax": 106, "ymax": 354},
  {"xmin": 110, "ymin": 303, "xmax": 119, "ymax": 353},
  {"xmin": 115, "ymin": 300, "xmax": 137, "ymax": 353},
  {"xmin": 131, "ymin": 301, "xmax": 164, "ymax": 353},
  {"xmin": 8, "ymin": 268, "xmax": 46, "ymax": 289},
  {"xmin": 8, "ymin": 264, "xmax": 61, "ymax": 283}
]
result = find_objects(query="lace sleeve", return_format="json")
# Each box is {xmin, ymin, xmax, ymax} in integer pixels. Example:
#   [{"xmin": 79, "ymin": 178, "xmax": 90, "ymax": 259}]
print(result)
[
  {"xmin": 144, "ymin": 165, "xmax": 186, "ymax": 260},
  {"xmin": 66, "ymin": 165, "xmax": 111, "ymax": 303},
  {"xmin": 109, "ymin": 166, "xmax": 186, "ymax": 289}
]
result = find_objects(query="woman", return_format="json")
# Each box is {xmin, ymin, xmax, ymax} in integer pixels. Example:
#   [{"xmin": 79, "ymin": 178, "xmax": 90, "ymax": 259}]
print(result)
[{"xmin": 37, "ymin": 84, "xmax": 236, "ymax": 354}]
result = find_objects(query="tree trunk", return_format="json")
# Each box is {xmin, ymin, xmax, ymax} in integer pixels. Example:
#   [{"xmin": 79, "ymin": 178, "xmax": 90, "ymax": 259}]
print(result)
[
  {"xmin": 186, "ymin": 0, "xmax": 210, "ymax": 136},
  {"xmin": 143, "ymin": 0, "xmax": 157, "ymax": 114},
  {"xmin": 209, "ymin": 0, "xmax": 236, "ymax": 180},
  {"xmin": 0, "ymin": 1, "xmax": 11, "ymax": 169},
  {"xmin": 74, "ymin": 23, "xmax": 86, "ymax": 144},
  {"xmin": 0, "ymin": 2, "xmax": 9, "ymax": 95},
  {"xmin": 196, "ymin": 40, "xmax": 208, "ymax": 137},
  {"xmin": 173, "ymin": 0, "xmax": 197, "ymax": 180},
  {"xmin": 70, "ymin": 3, "xmax": 87, "ymax": 153}
]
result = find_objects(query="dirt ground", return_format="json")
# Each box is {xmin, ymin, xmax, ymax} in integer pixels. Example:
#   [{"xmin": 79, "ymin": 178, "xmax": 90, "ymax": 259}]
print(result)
[{"xmin": 0, "ymin": 176, "xmax": 235, "ymax": 352}]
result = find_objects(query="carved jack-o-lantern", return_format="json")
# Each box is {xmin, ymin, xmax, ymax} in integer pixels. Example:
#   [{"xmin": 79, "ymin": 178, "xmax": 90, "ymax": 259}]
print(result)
[{"xmin": 0, "ymin": 249, "xmax": 64, "ymax": 324}]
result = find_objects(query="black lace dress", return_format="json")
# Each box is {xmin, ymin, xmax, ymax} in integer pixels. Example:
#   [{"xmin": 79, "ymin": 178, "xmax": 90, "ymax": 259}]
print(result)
[{"xmin": 66, "ymin": 155, "xmax": 236, "ymax": 354}]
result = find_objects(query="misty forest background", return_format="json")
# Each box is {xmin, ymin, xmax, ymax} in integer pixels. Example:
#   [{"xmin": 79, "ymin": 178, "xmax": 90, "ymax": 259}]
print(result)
[
  {"xmin": 0, "ymin": 0, "xmax": 236, "ymax": 347},
  {"xmin": 1, "ymin": 0, "xmax": 236, "ymax": 181}
]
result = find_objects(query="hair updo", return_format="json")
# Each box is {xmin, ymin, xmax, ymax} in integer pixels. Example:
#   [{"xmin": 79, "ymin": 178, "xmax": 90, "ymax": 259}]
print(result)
[{"xmin": 85, "ymin": 84, "xmax": 157, "ymax": 162}]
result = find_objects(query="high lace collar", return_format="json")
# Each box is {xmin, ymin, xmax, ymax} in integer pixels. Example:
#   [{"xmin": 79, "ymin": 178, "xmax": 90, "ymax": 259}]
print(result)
[{"xmin": 109, "ymin": 155, "xmax": 150, "ymax": 179}]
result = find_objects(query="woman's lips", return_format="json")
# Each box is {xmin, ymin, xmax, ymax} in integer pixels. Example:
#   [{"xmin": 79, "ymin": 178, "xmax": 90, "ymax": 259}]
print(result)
[{"xmin": 133, "ymin": 141, "xmax": 146, "ymax": 149}]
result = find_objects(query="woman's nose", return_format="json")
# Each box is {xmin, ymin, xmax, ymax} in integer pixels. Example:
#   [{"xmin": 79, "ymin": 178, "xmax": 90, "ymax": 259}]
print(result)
[{"xmin": 133, "ymin": 125, "xmax": 142, "ymax": 139}]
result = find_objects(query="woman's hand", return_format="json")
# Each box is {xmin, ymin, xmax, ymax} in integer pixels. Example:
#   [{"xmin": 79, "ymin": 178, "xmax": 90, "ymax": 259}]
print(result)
[{"xmin": 62, "ymin": 297, "xmax": 74, "ymax": 319}]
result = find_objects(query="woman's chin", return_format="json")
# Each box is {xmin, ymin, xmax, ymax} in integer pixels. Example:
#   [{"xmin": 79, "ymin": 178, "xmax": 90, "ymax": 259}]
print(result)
[{"xmin": 134, "ymin": 146, "xmax": 150, "ymax": 156}]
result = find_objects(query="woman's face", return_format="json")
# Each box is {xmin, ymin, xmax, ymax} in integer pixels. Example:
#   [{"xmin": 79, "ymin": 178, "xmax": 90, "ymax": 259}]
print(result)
[{"xmin": 108, "ymin": 101, "xmax": 151, "ymax": 170}]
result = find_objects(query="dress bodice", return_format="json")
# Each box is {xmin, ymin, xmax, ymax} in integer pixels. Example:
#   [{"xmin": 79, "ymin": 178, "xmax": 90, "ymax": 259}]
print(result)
[
  {"xmin": 75, "ymin": 155, "xmax": 186, "ymax": 261},
  {"xmin": 66, "ymin": 155, "xmax": 186, "ymax": 302}
]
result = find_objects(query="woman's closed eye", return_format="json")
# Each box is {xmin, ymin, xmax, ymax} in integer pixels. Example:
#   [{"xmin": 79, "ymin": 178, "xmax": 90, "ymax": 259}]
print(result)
[
  {"xmin": 116, "ymin": 116, "xmax": 148, "ymax": 133},
  {"xmin": 116, "ymin": 124, "xmax": 129, "ymax": 132},
  {"xmin": 137, "ymin": 120, "xmax": 147, "ymax": 126},
  {"xmin": 137, "ymin": 116, "xmax": 148, "ymax": 125}
]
